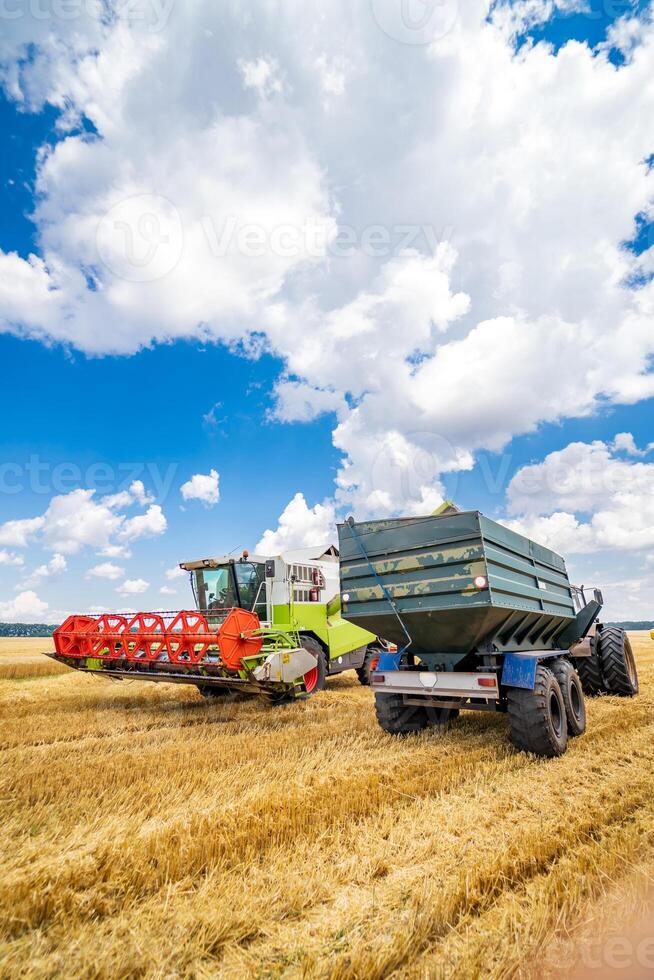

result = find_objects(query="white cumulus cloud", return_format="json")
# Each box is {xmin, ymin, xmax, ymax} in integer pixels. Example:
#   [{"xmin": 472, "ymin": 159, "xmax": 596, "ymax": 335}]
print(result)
[
  {"xmin": 21, "ymin": 553, "xmax": 67, "ymax": 587},
  {"xmin": 505, "ymin": 438, "xmax": 654, "ymax": 554},
  {"xmin": 0, "ymin": 516, "xmax": 46, "ymax": 548},
  {"xmin": 87, "ymin": 561, "xmax": 124, "ymax": 580},
  {"xmin": 0, "ymin": 590, "xmax": 49, "ymax": 622},
  {"xmin": 0, "ymin": 1, "xmax": 653, "ymax": 525},
  {"xmin": 180, "ymin": 470, "xmax": 220, "ymax": 506},
  {"xmin": 0, "ymin": 549, "xmax": 24, "ymax": 567},
  {"xmin": 0, "ymin": 489, "xmax": 167, "ymax": 559},
  {"xmin": 116, "ymin": 578, "xmax": 150, "ymax": 596},
  {"xmin": 121, "ymin": 504, "xmax": 167, "ymax": 541},
  {"xmin": 255, "ymin": 493, "xmax": 336, "ymax": 554}
]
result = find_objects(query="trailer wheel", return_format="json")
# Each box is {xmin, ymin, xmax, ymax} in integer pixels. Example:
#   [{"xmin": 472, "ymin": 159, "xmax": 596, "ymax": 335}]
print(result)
[
  {"xmin": 298, "ymin": 635, "xmax": 327, "ymax": 697},
  {"xmin": 550, "ymin": 659, "xmax": 586, "ymax": 737},
  {"xmin": 507, "ymin": 665, "xmax": 568, "ymax": 758},
  {"xmin": 425, "ymin": 705, "xmax": 460, "ymax": 729},
  {"xmin": 356, "ymin": 647, "xmax": 381, "ymax": 686},
  {"xmin": 574, "ymin": 635, "xmax": 604, "ymax": 696},
  {"xmin": 598, "ymin": 627, "xmax": 639, "ymax": 696},
  {"xmin": 374, "ymin": 692, "xmax": 430, "ymax": 734}
]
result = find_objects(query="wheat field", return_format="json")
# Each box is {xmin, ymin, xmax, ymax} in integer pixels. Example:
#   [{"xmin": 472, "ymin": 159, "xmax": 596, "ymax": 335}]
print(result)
[{"xmin": 0, "ymin": 633, "xmax": 653, "ymax": 978}]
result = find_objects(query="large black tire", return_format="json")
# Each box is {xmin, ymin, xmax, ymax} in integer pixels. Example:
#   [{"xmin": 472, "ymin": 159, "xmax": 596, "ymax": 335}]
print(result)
[
  {"xmin": 574, "ymin": 634, "xmax": 604, "ymax": 696},
  {"xmin": 550, "ymin": 659, "xmax": 586, "ymax": 737},
  {"xmin": 425, "ymin": 705, "xmax": 460, "ymax": 728},
  {"xmin": 374, "ymin": 692, "xmax": 430, "ymax": 734},
  {"xmin": 298, "ymin": 635, "xmax": 327, "ymax": 697},
  {"xmin": 356, "ymin": 647, "xmax": 381, "ymax": 686},
  {"xmin": 507, "ymin": 665, "xmax": 568, "ymax": 758},
  {"xmin": 598, "ymin": 627, "xmax": 639, "ymax": 696}
]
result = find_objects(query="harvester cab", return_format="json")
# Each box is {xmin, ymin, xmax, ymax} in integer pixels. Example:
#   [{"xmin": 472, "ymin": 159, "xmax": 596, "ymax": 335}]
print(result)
[
  {"xmin": 48, "ymin": 544, "xmax": 378, "ymax": 703},
  {"xmin": 180, "ymin": 546, "xmax": 378, "ymax": 681}
]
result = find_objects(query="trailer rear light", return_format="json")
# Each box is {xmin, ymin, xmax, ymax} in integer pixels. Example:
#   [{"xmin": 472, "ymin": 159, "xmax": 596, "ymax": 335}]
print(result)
[
  {"xmin": 473, "ymin": 575, "xmax": 488, "ymax": 589},
  {"xmin": 477, "ymin": 677, "xmax": 496, "ymax": 687},
  {"xmin": 372, "ymin": 674, "xmax": 385, "ymax": 684}
]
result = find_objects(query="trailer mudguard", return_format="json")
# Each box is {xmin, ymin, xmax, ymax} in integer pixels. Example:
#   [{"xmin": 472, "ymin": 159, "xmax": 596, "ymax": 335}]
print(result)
[
  {"xmin": 377, "ymin": 650, "xmax": 402, "ymax": 671},
  {"xmin": 555, "ymin": 597, "xmax": 602, "ymax": 648},
  {"xmin": 501, "ymin": 651, "xmax": 563, "ymax": 690}
]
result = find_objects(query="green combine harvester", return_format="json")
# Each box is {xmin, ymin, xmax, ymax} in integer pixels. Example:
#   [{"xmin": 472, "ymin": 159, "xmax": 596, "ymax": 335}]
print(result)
[
  {"xmin": 49, "ymin": 545, "xmax": 381, "ymax": 702},
  {"xmin": 338, "ymin": 509, "xmax": 639, "ymax": 757}
]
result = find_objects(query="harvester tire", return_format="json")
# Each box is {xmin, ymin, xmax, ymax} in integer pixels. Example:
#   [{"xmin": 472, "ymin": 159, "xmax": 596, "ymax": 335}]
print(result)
[
  {"xmin": 356, "ymin": 646, "xmax": 381, "ymax": 686},
  {"xmin": 507, "ymin": 665, "xmax": 568, "ymax": 758},
  {"xmin": 197, "ymin": 685, "xmax": 253, "ymax": 702},
  {"xmin": 299, "ymin": 635, "xmax": 327, "ymax": 696},
  {"xmin": 374, "ymin": 692, "xmax": 430, "ymax": 735},
  {"xmin": 574, "ymin": 635, "xmax": 604, "ymax": 697},
  {"xmin": 598, "ymin": 627, "xmax": 639, "ymax": 696},
  {"xmin": 550, "ymin": 659, "xmax": 586, "ymax": 737}
]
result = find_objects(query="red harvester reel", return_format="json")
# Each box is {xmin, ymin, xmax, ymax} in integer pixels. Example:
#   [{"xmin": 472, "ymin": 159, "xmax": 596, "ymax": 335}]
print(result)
[{"xmin": 53, "ymin": 608, "xmax": 263, "ymax": 670}]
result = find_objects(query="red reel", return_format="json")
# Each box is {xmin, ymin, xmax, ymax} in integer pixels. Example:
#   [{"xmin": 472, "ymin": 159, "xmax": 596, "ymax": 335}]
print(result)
[
  {"xmin": 122, "ymin": 613, "xmax": 167, "ymax": 661},
  {"xmin": 166, "ymin": 610, "xmax": 212, "ymax": 664},
  {"xmin": 54, "ymin": 615, "xmax": 99, "ymax": 658},
  {"xmin": 218, "ymin": 608, "xmax": 263, "ymax": 670},
  {"xmin": 90, "ymin": 614, "xmax": 128, "ymax": 659}
]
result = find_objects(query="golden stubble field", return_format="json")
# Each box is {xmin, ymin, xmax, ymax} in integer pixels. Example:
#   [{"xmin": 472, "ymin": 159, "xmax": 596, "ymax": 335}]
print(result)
[{"xmin": 1, "ymin": 634, "xmax": 653, "ymax": 979}]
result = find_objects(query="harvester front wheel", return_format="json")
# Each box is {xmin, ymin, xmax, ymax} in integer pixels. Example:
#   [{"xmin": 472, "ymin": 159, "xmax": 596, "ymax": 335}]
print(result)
[
  {"xmin": 197, "ymin": 685, "xmax": 253, "ymax": 702},
  {"xmin": 598, "ymin": 627, "xmax": 639, "ymax": 696},
  {"xmin": 356, "ymin": 646, "xmax": 381, "ymax": 686},
  {"xmin": 550, "ymin": 659, "xmax": 586, "ymax": 737},
  {"xmin": 507, "ymin": 665, "xmax": 568, "ymax": 758},
  {"xmin": 299, "ymin": 635, "xmax": 327, "ymax": 697},
  {"xmin": 374, "ymin": 692, "xmax": 430, "ymax": 735}
]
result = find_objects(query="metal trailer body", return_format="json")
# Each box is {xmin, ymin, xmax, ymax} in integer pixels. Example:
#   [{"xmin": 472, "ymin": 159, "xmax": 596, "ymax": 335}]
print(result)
[{"xmin": 337, "ymin": 511, "xmax": 637, "ymax": 756}]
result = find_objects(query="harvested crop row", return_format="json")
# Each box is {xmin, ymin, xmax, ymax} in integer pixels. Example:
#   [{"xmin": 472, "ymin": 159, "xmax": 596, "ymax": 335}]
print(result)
[{"xmin": 0, "ymin": 633, "xmax": 652, "ymax": 979}]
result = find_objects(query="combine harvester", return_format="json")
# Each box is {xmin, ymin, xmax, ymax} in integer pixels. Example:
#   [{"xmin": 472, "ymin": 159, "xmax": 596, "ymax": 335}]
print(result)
[
  {"xmin": 49, "ymin": 547, "xmax": 379, "ymax": 702},
  {"xmin": 338, "ymin": 509, "xmax": 639, "ymax": 756}
]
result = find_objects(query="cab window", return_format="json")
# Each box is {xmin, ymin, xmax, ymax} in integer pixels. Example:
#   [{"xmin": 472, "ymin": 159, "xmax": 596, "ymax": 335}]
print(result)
[
  {"xmin": 235, "ymin": 562, "xmax": 267, "ymax": 618},
  {"xmin": 197, "ymin": 567, "xmax": 237, "ymax": 611}
]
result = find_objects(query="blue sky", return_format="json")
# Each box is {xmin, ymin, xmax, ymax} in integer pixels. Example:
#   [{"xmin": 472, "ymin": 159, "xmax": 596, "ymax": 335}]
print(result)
[{"xmin": 0, "ymin": 0, "xmax": 653, "ymax": 621}]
